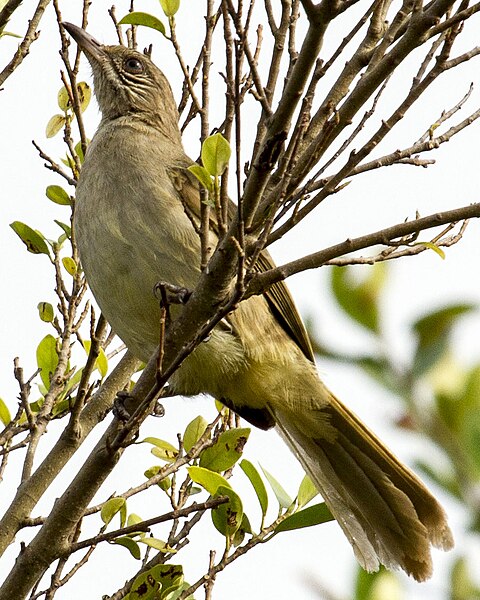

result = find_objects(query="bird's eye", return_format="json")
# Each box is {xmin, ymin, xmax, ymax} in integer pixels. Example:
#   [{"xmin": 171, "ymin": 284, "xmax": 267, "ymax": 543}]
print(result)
[{"xmin": 123, "ymin": 57, "xmax": 144, "ymax": 74}]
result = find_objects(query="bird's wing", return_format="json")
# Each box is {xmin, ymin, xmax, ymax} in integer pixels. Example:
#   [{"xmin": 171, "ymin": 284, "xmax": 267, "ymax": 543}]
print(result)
[{"xmin": 170, "ymin": 162, "xmax": 315, "ymax": 363}]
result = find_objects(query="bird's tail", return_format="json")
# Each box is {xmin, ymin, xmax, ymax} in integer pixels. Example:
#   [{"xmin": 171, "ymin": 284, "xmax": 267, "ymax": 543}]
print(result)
[{"xmin": 273, "ymin": 386, "xmax": 454, "ymax": 581}]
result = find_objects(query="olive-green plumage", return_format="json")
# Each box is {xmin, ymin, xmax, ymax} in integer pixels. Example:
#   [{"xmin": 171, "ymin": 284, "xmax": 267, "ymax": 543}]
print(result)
[{"xmin": 64, "ymin": 22, "xmax": 453, "ymax": 581}]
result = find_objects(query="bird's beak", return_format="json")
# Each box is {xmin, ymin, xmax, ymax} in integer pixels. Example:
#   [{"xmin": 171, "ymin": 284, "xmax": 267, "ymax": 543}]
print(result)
[{"xmin": 63, "ymin": 22, "xmax": 107, "ymax": 63}]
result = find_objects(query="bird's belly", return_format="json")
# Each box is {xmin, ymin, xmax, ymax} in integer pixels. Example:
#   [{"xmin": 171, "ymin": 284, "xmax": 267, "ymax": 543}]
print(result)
[{"xmin": 74, "ymin": 182, "xmax": 248, "ymax": 397}]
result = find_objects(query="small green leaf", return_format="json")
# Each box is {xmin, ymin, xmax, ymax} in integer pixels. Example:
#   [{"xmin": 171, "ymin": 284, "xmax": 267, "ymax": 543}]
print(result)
[
  {"xmin": 240, "ymin": 459, "xmax": 268, "ymax": 517},
  {"xmin": 74, "ymin": 139, "xmax": 89, "ymax": 163},
  {"xmin": 158, "ymin": 475, "xmax": 172, "ymax": 491},
  {"xmin": 199, "ymin": 427, "xmax": 250, "ymax": 472},
  {"xmin": 183, "ymin": 415, "xmax": 209, "ymax": 452},
  {"xmin": 118, "ymin": 12, "xmax": 166, "ymax": 35},
  {"xmin": 160, "ymin": 0, "xmax": 180, "ymax": 17},
  {"xmin": 101, "ymin": 497, "xmax": 126, "ymax": 525},
  {"xmin": 83, "ymin": 340, "xmax": 109, "ymax": 378},
  {"xmin": 46, "ymin": 185, "xmax": 71, "ymax": 206},
  {"xmin": 36, "ymin": 334, "xmax": 58, "ymax": 389},
  {"xmin": 201, "ymin": 133, "xmax": 231, "ymax": 177},
  {"xmin": 77, "ymin": 81, "xmax": 91, "ymax": 113},
  {"xmin": 297, "ymin": 474, "xmax": 318, "ymax": 508},
  {"xmin": 275, "ymin": 502, "xmax": 333, "ymax": 533},
  {"xmin": 126, "ymin": 513, "xmax": 144, "ymax": 531},
  {"xmin": 233, "ymin": 512, "xmax": 253, "ymax": 546},
  {"xmin": 141, "ymin": 437, "xmax": 178, "ymax": 462},
  {"xmin": 62, "ymin": 256, "xmax": 77, "ymax": 275},
  {"xmin": 0, "ymin": 398, "xmax": 11, "ymax": 426},
  {"xmin": 113, "ymin": 537, "xmax": 141, "ymax": 559},
  {"xmin": 187, "ymin": 164, "xmax": 214, "ymax": 192},
  {"xmin": 37, "ymin": 302, "xmax": 54, "ymax": 323},
  {"xmin": 54, "ymin": 220, "xmax": 72, "ymax": 238},
  {"xmin": 0, "ymin": 31, "xmax": 22, "ymax": 39},
  {"xmin": 261, "ymin": 466, "xmax": 292, "ymax": 509},
  {"xmin": 187, "ymin": 466, "xmax": 232, "ymax": 494},
  {"xmin": 413, "ymin": 241, "xmax": 445, "ymax": 259},
  {"xmin": 138, "ymin": 537, "xmax": 175, "ymax": 553},
  {"xmin": 10, "ymin": 222, "xmax": 50, "ymax": 256},
  {"xmin": 57, "ymin": 86, "xmax": 70, "ymax": 111},
  {"xmin": 46, "ymin": 114, "xmax": 66, "ymax": 138},
  {"xmin": 144, "ymin": 465, "xmax": 161, "ymax": 479},
  {"xmin": 211, "ymin": 485, "xmax": 243, "ymax": 537}
]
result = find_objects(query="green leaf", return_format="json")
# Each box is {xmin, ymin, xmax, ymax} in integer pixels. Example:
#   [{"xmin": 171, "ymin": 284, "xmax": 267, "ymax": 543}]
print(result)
[
  {"xmin": 46, "ymin": 185, "xmax": 71, "ymax": 206},
  {"xmin": 450, "ymin": 556, "xmax": 480, "ymax": 600},
  {"xmin": 413, "ymin": 241, "xmax": 445, "ymax": 259},
  {"xmin": 413, "ymin": 303, "xmax": 476, "ymax": 376},
  {"xmin": 118, "ymin": 12, "xmax": 166, "ymax": 35},
  {"xmin": 187, "ymin": 466, "xmax": 232, "ymax": 494},
  {"xmin": 129, "ymin": 565, "xmax": 184, "ymax": 600},
  {"xmin": 57, "ymin": 86, "xmax": 70, "ymax": 112},
  {"xmin": 54, "ymin": 220, "xmax": 72, "ymax": 238},
  {"xmin": 240, "ymin": 459, "xmax": 268, "ymax": 517},
  {"xmin": 83, "ymin": 340, "xmax": 109, "ymax": 378},
  {"xmin": 62, "ymin": 256, "xmax": 77, "ymax": 275},
  {"xmin": 211, "ymin": 485, "xmax": 243, "ymax": 537},
  {"xmin": 232, "ymin": 512, "xmax": 253, "ymax": 546},
  {"xmin": 141, "ymin": 437, "xmax": 178, "ymax": 462},
  {"xmin": 165, "ymin": 582, "xmax": 195, "ymax": 600},
  {"xmin": 101, "ymin": 497, "xmax": 126, "ymax": 525},
  {"xmin": 77, "ymin": 81, "xmax": 91, "ymax": 113},
  {"xmin": 297, "ymin": 475, "xmax": 318, "ymax": 508},
  {"xmin": 355, "ymin": 567, "xmax": 403, "ymax": 600},
  {"xmin": 138, "ymin": 537, "xmax": 175, "ymax": 553},
  {"xmin": 46, "ymin": 114, "xmax": 66, "ymax": 138},
  {"xmin": 199, "ymin": 427, "xmax": 250, "ymax": 472},
  {"xmin": 74, "ymin": 139, "xmax": 88, "ymax": 163},
  {"xmin": 126, "ymin": 512, "xmax": 144, "ymax": 532},
  {"xmin": 331, "ymin": 263, "xmax": 387, "ymax": 333},
  {"xmin": 414, "ymin": 304, "xmax": 476, "ymax": 348},
  {"xmin": 261, "ymin": 466, "xmax": 292, "ymax": 508},
  {"xmin": 0, "ymin": 398, "xmax": 11, "ymax": 426},
  {"xmin": 158, "ymin": 475, "xmax": 172, "ymax": 492},
  {"xmin": 37, "ymin": 302, "xmax": 54, "ymax": 323},
  {"xmin": 10, "ymin": 222, "xmax": 50, "ymax": 256},
  {"xmin": 275, "ymin": 502, "xmax": 333, "ymax": 533},
  {"xmin": 187, "ymin": 164, "xmax": 214, "ymax": 192},
  {"xmin": 201, "ymin": 133, "xmax": 231, "ymax": 177},
  {"xmin": 144, "ymin": 465, "xmax": 161, "ymax": 479},
  {"xmin": 36, "ymin": 334, "xmax": 58, "ymax": 389},
  {"xmin": 129, "ymin": 569, "xmax": 160, "ymax": 600},
  {"xmin": 160, "ymin": 0, "xmax": 180, "ymax": 17},
  {"xmin": 183, "ymin": 414, "xmax": 209, "ymax": 452},
  {"xmin": 113, "ymin": 537, "xmax": 141, "ymax": 559}
]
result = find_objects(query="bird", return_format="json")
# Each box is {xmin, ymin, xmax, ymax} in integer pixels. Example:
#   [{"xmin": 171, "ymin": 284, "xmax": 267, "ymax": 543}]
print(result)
[{"xmin": 63, "ymin": 22, "xmax": 453, "ymax": 581}]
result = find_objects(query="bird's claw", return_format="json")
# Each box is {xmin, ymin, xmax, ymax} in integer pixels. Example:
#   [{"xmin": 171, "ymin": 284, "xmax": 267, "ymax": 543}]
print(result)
[{"xmin": 154, "ymin": 281, "xmax": 192, "ymax": 306}]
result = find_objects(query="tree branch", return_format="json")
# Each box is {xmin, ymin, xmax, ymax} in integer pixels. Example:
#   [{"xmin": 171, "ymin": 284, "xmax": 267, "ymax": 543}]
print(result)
[{"xmin": 247, "ymin": 203, "xmax": 480, "ymax": 297}]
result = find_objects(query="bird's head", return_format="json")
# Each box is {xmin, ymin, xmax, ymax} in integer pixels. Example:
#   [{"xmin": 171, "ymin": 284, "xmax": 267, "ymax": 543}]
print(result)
[{"xmin": 63, "ymin": 22, "xmax": 180, "ymax": 137}]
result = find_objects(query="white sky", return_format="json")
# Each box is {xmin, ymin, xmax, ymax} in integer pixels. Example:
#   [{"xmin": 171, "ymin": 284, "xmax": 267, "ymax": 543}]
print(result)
[{"xmin": 1, "ymin": 2, "xmax": 480, "ymax": 599}]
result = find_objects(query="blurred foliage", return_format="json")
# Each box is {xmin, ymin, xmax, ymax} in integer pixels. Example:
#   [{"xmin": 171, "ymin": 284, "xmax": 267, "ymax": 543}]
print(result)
[{"xmin": 309, "ymin": 263, "xmax": 480, "ymax": 599}]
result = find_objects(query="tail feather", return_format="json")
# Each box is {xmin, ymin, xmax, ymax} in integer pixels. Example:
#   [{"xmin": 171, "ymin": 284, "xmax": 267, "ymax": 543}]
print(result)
[{"xmin": 273, "ymin": 388, "xmax": 453, "ymax": 582}]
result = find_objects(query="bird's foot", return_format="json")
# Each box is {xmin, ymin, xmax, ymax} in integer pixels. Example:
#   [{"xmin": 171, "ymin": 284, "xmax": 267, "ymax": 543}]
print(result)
[
  {"xmin": 154, "ymin": 281, "xmax": 192, "ymax": 306},
  {"xmin": 113, "ymin": 389, "xmax": 165, "ymax": 421}
]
